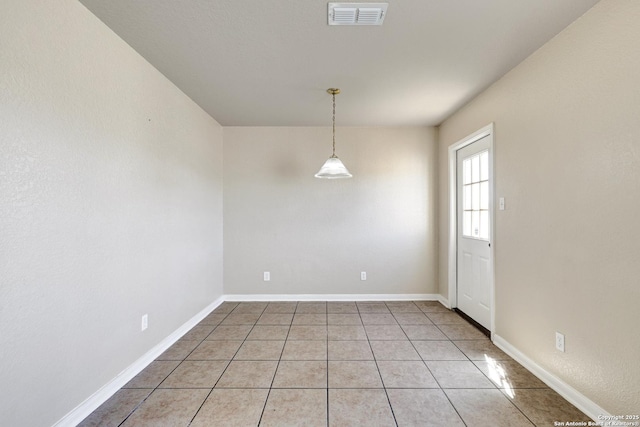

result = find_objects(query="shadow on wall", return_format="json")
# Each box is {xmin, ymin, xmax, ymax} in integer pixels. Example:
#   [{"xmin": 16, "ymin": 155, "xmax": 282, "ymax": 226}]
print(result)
[{"xmin": 275, "ymin": 155, "xmax": 304, "ymax": 179}]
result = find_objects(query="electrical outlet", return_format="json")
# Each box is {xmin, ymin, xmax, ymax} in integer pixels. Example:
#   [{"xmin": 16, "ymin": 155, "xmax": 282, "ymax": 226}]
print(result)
[
  {"xmin": 360, "ymin": 271, "xmax": 367, "ymax": 281},
  {"xmin": 141, "ymin": 314, "xmax": 148, "ymax": 331},
  {"xmin": 263, "ymin": 271, "xmax": 271, "ymax": 281},
  {"xmin": 555, "ymin": 332, "xmax": 565, "ymax": 352}
]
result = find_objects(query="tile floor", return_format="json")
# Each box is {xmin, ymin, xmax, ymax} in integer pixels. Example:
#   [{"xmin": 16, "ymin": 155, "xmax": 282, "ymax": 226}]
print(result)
[{"xmin": 79, "ymin": 301, "xmax": 590, "ymax": 426}]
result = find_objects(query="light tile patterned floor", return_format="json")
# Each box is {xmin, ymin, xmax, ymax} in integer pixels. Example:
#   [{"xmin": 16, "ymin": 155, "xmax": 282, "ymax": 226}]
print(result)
[{"xmin": 80, "ymin": 301, "xmax": 590, "ymax": 426}]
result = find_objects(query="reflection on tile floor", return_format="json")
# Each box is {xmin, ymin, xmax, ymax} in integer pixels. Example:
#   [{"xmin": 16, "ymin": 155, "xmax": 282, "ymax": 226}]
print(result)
[{"xmin": 79, "ymin": 301, "xmax": 591, "ymax": 426}]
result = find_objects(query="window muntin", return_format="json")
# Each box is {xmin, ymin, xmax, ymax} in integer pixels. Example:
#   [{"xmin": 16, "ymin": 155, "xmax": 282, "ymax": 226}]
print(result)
[{"xmin": 462, "ymin": 150, "xmax": 489, "ymax": 240}]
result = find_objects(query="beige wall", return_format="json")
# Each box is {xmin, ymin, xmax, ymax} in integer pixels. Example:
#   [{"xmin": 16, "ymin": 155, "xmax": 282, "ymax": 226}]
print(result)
[
  {"xmin": 438, "ymin": 0, "xmax": 640, "ymax": 414},
  {"xmin": 4, "ymin": 0, "xmax": 638, "ymax": 422},
  {"xmin": 0, "ymin": 1, "xmax": 224, "ymax": 425},
  {"xmin": 224, "ymin": 126, "xmax": 438, "ymax": 296}
]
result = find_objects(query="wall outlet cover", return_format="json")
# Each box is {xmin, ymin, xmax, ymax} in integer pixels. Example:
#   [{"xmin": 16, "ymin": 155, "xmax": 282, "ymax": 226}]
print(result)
[
  {"xmin": 141, "ymin": 314, "xmax": 148, "ymax": 331},
  {"xmin": 555, "ymin": 332, "xmax": 565, "ymax": 352}
]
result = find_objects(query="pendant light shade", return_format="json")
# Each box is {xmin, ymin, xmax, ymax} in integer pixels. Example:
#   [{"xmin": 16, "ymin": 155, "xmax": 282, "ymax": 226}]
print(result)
[
  {"xmin": 315, "ymin": 155, "xmax": 352, "ymax": 179},
  {"xmin": 315, "ymin": 88, "xmax": 352, "ymax": 179}
]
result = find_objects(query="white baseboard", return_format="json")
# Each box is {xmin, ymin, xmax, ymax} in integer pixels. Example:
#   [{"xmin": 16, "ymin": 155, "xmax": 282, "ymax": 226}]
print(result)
[
  {"xmin": 436, "ymin": 294, "xmax": 450, "ymax": 308},
  {"xmin": 492, "ymin": 334, "xmax": 610, "ymax": 421},
  {"xmin": 53, "ymin": 296, "xmax": 225, "ymax": 427},
  {"xmin": 224, "ymin": 293, "xmax": 443, "ymax": 302}
]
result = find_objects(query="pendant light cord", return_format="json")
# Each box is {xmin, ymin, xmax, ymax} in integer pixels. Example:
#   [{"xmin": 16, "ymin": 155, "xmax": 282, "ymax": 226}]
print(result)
[{"xmin": 332, "ymin": 92, "xmax": 337, "ymax": 158}]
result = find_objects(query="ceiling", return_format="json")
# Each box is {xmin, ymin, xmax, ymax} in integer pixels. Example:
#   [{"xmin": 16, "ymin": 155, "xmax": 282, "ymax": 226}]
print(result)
[{"xmin": 78, "ymin": 0, "xmax": 600, "ymax": 126}]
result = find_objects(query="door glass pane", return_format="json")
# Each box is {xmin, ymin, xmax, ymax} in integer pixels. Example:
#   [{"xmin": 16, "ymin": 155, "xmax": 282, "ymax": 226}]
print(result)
[
  {"xmin": 463, "ymin": 185, "xmax": 471, "ymax": 210},
  {"xmin": 463, "ymin": 211, "xmax": 471, "ymax": 236},
  {"xmin": 471, "ymin": 211, "xmax": 480, "ymax": 238},
  {"xmin": 480, "ymin": 151, "xmax": 489, "ymax": 181},
  {"xmin": 471, "ymin": 183, "xmax": 480, "ymax": 210},
  {"xmin": 471, "ymin": 155, "xmax": 480, "ymax": 183},
  {"xmin": 479, "ymin": 211, "xmax": 489, "ymax": 240},
  {"xmin": 480, "ymin": 181, "xmax": 489, "ymax": 210},
  {"xmin": 463, "ymin": 158, "xmax": 471, "ymax": 185}
]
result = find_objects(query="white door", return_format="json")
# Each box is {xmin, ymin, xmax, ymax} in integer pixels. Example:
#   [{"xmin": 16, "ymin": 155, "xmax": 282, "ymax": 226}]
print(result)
[{"xmin": 456, "ymin": 136, "xmax": 492, "ymax": 330}]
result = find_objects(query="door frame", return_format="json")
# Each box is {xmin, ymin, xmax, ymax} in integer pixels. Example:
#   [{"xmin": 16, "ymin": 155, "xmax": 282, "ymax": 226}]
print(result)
[{"xmin": 447, "ymin": 123, "xmax": 495, "ymax": 336}]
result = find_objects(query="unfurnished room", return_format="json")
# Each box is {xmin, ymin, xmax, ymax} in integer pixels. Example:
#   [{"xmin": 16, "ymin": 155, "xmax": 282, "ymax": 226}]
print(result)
[{"xmin": 1, "ymin": 0, "xmax": 639, "ymax": 426}]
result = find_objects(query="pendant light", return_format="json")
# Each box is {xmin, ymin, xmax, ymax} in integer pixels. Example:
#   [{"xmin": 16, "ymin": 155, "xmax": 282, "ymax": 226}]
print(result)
[{"xmin": 315, "ymin": 88, "xmax": 352, "ymax": 179}]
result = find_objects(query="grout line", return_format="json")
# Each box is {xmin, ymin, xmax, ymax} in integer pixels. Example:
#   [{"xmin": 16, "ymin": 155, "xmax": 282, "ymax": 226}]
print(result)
[
  {"xmin": 396, "ymin": 303, "xmax": 470, "ymax": 426},
  {"xmin": 188, "ymin": 302, "xmax": 266, "ymax": 425},
  {"xmin": 256, "ymin": 302, "xmax": 294, "ymax": 426},
  {"xmin": 326, "ymin": 302, "xmax": 329, "ymax": 426},
  {"xmin": 439, "ymin": 388, "xmax": 469, "ymax": 427},
  {"xmin": 122, "ymin": 306, "xmax": 239, "ymax": 426},
  {"xmin": 407, "ymin": 313, "xmax": 467, "ymax": 426},
  {"xmin": 115, "ymin": 389, "xmax": 153, "ymax": 427}
]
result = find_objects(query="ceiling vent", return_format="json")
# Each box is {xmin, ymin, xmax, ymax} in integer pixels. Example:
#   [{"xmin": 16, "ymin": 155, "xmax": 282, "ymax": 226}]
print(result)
[{"xmin": 328, "ymin": 3, "xmax": 388, "ymax": 26}]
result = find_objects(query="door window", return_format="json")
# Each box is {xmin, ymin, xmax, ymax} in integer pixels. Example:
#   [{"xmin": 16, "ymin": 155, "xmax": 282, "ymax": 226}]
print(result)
[{"xmin": 462, "ymin": 150, "xmax": 489, "ymax": 240}]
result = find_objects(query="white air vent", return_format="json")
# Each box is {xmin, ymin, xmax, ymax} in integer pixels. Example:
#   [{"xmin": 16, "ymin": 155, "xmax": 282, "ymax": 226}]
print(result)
[{"xmin": 328, "ymin": 3, "xmax": 388, "ymax": 26}]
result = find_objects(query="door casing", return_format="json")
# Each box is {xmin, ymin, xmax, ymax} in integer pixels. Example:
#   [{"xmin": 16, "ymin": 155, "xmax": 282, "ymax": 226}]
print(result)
[{"xmin": 447, "ymin": 123, "xmax": 495, "ymax": 337}]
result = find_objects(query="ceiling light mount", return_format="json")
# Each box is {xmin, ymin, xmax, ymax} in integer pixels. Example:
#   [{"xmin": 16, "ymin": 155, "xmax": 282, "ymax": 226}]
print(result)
[{"xmin": 315, "ymin": 88, "xmax": 352, "ymax": 179}]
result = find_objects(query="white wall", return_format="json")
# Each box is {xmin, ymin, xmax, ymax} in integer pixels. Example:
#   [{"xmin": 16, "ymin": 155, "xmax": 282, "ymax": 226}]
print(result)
[
  {"xmin": 0, "ymin": 1, "xmax": 224, "ymax": 425},
  {"xmin": 224, "ymin": 126, "xmax": 438, "ymax": 296},
  {"xmin": 438, "ymin": 0, "xmax": 640, "ymax": 414}
]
